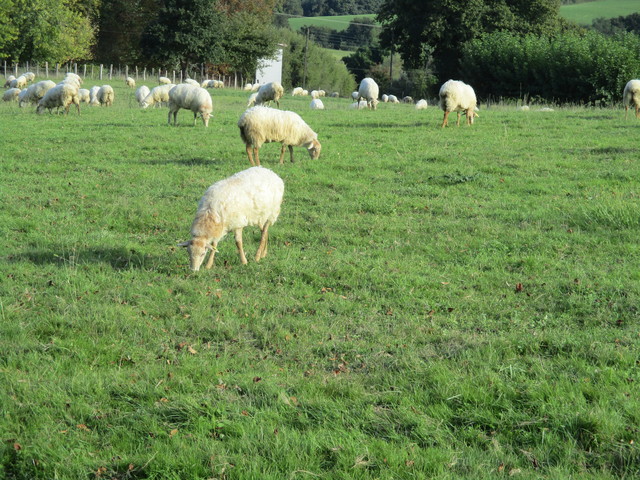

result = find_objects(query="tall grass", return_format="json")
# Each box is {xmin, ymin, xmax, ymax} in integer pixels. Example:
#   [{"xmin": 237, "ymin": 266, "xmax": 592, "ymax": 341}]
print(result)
[{"xmin": 1, "ymin": 83, "xmax": 639, "ymax": 479}]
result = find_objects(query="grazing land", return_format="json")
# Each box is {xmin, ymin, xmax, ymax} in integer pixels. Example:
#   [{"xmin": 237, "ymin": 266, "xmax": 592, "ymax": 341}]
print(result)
[{"xmin": 1, "ymin": 83, "xmax": 639, "ymax": 479}]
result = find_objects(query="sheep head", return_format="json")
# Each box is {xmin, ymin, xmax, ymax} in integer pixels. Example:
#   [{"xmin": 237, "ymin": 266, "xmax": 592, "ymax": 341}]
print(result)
[
  {"xmin": 178, "ymin": 238, "xmax": 215, "ymax": 271},
  {"xmin": 307, "ymin": 139, "xmax": 322, "ymax": 160}
]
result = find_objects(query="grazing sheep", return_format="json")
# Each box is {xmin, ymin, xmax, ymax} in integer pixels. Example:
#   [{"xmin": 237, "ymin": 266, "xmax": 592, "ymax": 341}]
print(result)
[
  {"xmin": 381, "ymin": 94, "xmax": 389, "ymax": 103},
  {"xmin": 244, "ymin": 83, "xmax": 253, "ymax": 91},
  {"xmin": 439, "ymin": 79, "xmax": 478, "ymax": 127},
  {"xmin": 251, "ymin": 83, "xmax": 260, "ymax": 92},
  {"xmin": 402, "ymin": 96, "xmax": 414, "ymax": 104},
  {"xmin": 184, "ymin": 78, "xmax": 199, "ymax": 86},
  {"xmin": 302, "ymin": 89, "xmax": 309, "ymax": 96},
  {"xmin": 310, "ymin": 99, "xmax": 325, "ymax": 110},
  {"xmin": 4, "ymin": 75, "xmax": 16, "ymax": 88},
  {"xmin": 89, "ymin": 86, "xmax": 101, "ymax": 106},
  {"xmin": 36, "ymin": 83, "xmax": 80, "ymax": 115},
  {"xmin": 255, "ymin": 81, "xmax": 284, "ymax": 108},
  {"xmin": 135, "ymin": 85, "xmax": 151, "ymax": 106},
  {"xmin": 415, "ymin": 99, "xmax": 428, "ymax": 110},
  {"xmin": 330, "ymin": 92, "xmax": 339, "ymax": 98},
  {"xmin": 3, "ymin": 88, "xmax": 21, "ymax": 102},
  {"xmin": 357, "ymin": 77, "xmax": 379, "ymax": 110},
  {"xmin": 387, "ymin": 94, "xmax": 399, "ymax": 103},
  {"xmin": 623, "ymin": 79, "xmax": 640, "ymax": 119},
  {"xmin": 349, "ymin": 100, "xmax": 368, "ymax": 109},
  {"xmin": 167, "ymin": 83, "xmax": 213, "ymax": 127},
  {"xmin": 238, "ymin": 106, "xmax": 321, "ymax": 166},
  {"xmin": 65, "ymin": 72, "xmax": 82, "ymax": 84},
  {"xmin": 351, "ymin": 91, "xmax": 359, "ymax": 101},
  {"xmin": 310, "ymin": 90, "xmax": 320, "ymax": 99},
  {"xmin": 78, "ymin": 88, "xmax": 90, "ymax": 104},
  {"xmin": 125, "ymin": 76, "xmax": 136, "ymax": 88},
  {"xmin": 214, "ymin": 80, "xmax": 224, "ymax": 88},
  {"xmin": 178, "ymin": 166, "xmax": 284, "ymax": 271},
  {"xmin": 18, "ymin": 80, "xmax": 56, "ymax": 107},
  {"xmin": 292, "ymin": 87, "xmax": 303, "ymax": 96},
  {"xmin": 10, "ymin": 75, "xmax": 28, "ymax": 89},
  {"xmin": 517, "ymin": 105, "xmax": 530, "ymax": 111},
  {"xmin": 141, "ymin": 84, "xmax": 175, "ymax": 108},
  {"xmin": 247, "ymin": 92, "xmax": 258, "ymax": 107},
  {"xmin": 159, "ymin": 76, "xmax": 171, "ymax": 85},
  {"xmin": 97, "ymin": 85, "xmax": 115, "ymax": 106},
  {"xmin": 23, "ymin": 72, "xmax": 35, "ymax": 82}
]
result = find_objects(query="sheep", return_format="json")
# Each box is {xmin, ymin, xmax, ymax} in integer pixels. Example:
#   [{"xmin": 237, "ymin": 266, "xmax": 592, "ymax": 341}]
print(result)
[
  {"xmin": 135, "ymin": 85, "xmax": 150, "ymax": 106},
  {"xmin": 167, "ymin": 83, "xmax": 213, "ymax": 127},
  {"xmin": 330, "ymin": 92, "xmax": 339, "ymax": 98},
  {"xmin": 318, "ymin": 90, "xmax": 326, "ymax": 97},
  {"xmin": 125, "ymin": 76, "xmax": 136, "ymax": 88},
  {"xmin": 415, "ymin": 99, "xmax": 428, "ymax": 110},
  {"xmin": 439, "ymin": 79, "xmax": 478, "ymax": 127},
  {"xmin": 292, "ymin": 87, "xmax": 303, "ymax": 96},
  {"xmin": 65, "ymin": 72, "xmax": 82, "ymax": 84},
  {"xmin": 244, "ymin": 83, "xmax": 253, "ymax": 91},
  {"xmin": 402, "ymin": 96, "xmax": 414, "ymax": 104},
  {"xmin": 351, "ymin": 91, "xmax": 359, "ymax": 101},
  {"xmin": 184, "ymin": 78, "xmax": 199, "ymax": 86},
  {"xmin": 23, "ymin": 72, "xmax": 36, "ymax": 82},
  {"xmin": 2, "ymin": 88, "xmax": 21, "ymax": 102},
  {"xmin": 357, "ymin": 77, "xmax": 379, "ymax": 110},
  {"xmin": 623, "ymin": 79, "xmax": 640, "ymax": 119},
  {"xmin": 4, "ymin": 75, "xmax": 16, "ymax": 88},
  {"xmin": 214, "ymin": 80, "xmax": 224, "ymax": 89},
  {"xmin": 302, "ymin": 89, "xmax": 309, "ymax": 96},
  {"xmin": 159, "ymin": 76, "xmax": 171, "ymax": 85},
  {"xmin": 19, "ymin": 80, "xmax": 56, "ymax": 107},
  {"xmin": 178, "ymin": 166, "xmax": 284, "ymax": 271},
  {"xmin": 517, "ymin": 105, "xmax": 530, "ymax": 111},
  {"xmin": 97, "ymin": 85, "xmax": 115, "ymax": 106},
  {"xmin": 255, "ymin": 81, "xmax": 284, "ymax": 108},
  {"xmin": 89, "ymin": 86, "xmax": 101, "ymax": 106},
  {"xmin": 251, "ymin": 83, "xmax": 260, "ymax": 92},
  {"xmin": 78, "ymin": 88, "xmax": 91, "ymax": 104},
  {"xmin": 310, "ymin": 90, "xmax": 320, "ymax": 99},
  {"xmin": 201, "ymin": 79, "xmax": 212, "ymax": 88},
  {"xmin": 141, "ymin": 84, "xmax": 175, "ymax": 108},
  {"xmin": 247, "ymin": 92, "xmax": 258, "ymax": 107},
  {"xmin": 36, "ymin": 83, "xmax": 80, "ymax": 115},
  {"xmin": 387, "ymin": 94, "xmax": 399, "ymax": 103},
  {"xmin": 381, "ymin": 94, "xmax": 389, "ymax": 103},
  {"xmin": 310, "ymin": 99, "xmax": 325, "ymax": 110},
  {"xmin": 238, "ymin": 106, "xmax": 321, "ymax": 166},
  {"xmin": 349, "ymin": 100, "xmax": 368, "ymax": 109},
  {"xmin": 10, "ymin": 75, "xmax": 28, "ymax": 89}
]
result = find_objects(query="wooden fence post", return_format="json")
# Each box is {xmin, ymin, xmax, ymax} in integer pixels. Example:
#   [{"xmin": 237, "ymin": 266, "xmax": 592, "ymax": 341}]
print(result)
[
  {"xmin": 109, "ymin": 64, "xmax": 113, "ymax": 80},
  {"xmin": 100, "ymin": 64, "xmax": 103, "ymax": 80}
]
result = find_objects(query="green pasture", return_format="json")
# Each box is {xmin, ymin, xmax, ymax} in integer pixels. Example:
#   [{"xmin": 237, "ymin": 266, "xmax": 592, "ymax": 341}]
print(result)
[
  {"xmin": 288, "ymin": 13, "xmax": 377, "ymax": 31},
  {"xmin": 560, "ymin": 0, "xmax": 640, "ymax": 25},
  {"xmin": 1, "ymin": 82, "xmax": 639, "ymax": 479}
]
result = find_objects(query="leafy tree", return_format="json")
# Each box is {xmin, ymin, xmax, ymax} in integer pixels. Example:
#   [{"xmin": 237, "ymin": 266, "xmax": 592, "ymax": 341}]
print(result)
[
  {"xmin": 0, "ymin": 0, "xmax": 18, "ymax": 57},
  {"xmin": 377, "ymin": 0, "xmax": 568, "ymax": 83},
  {"xmin": 4, "ymin": 0, "xmax": 94, "ymax": 63},
  {"xmin": 140, "ymin": 0, "xmax": 223, "ymax": 74},
  {"xmin": 592, "ymin": 14, "xmax": 640, "ymax": 36},
  {"xmin": 301, "ymin": 0, "xmax": 382, "ymax": 16}
]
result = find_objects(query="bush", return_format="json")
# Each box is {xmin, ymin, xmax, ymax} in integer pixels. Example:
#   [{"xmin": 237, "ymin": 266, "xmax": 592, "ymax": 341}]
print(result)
[{"xmin": 460, "ymin": 31, "xmax": 640, "ymax": 105}]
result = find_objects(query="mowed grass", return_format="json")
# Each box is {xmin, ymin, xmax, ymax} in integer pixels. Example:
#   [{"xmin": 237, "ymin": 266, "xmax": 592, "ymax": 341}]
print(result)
[
  {"xmin": 560, "ymin": 0, "xmax": 640, "ymax": 25},
  {"xmin": 288, "ymin": 13, "xmax": 377, "ymax": 31},
  {"xmin": 1, "ymin": 82, "xmax": 639, "ymax": 479}
]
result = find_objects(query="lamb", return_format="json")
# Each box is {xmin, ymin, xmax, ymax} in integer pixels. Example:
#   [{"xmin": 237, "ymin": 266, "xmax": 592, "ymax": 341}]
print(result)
[
  {"xmin": 19, "ymin": 80, "xmax": 56, "ymax": 107},
  {"xmin": 3, "ymin": 75, "xmax": 16, "ymax": 88},
  {"xmin": 135, "ymin": 85, "xmax": 151, "ymax": 106},
  {"xmin": 238, "ymin": 106, "xmax": 321, "ymax": 166},
  {"xmin": 255, "ymin": 81, "xmax": 284, "ymax": 108},
  {"xmin": 141, "ymin": 84, "xmax": 175, "ymax": 108},
  {"xmin": 310, "ymin": 99, "xmax": 324, "ymax": 110},
  {"xmin": 178, "ymin": 166, "xmax": 284, "ymax": 271},
  {"xmin": 357, "ymin": 77, "xmax": 379, "ymax": 110},
  {"xmin": 439, "ymin": 79, "xmax": 478, "ymax": 127},
  {"xmin": 97, "ymin": 85, "xmax": 115, "ymax": 106},
  {"xmin": 2, "ymin": 88, "xmax": 20, "ymax": 102},
  {"xmin": 159, "ymin": 76, "xmax": 172, "ymax": 85},
  {"xmin": 125, "ymin": 76, "xmax": 136, "ymax": 88},
  {"xmin": 167, "ymin": 83, "xmax": 213, "ymax": 127},
  {"xmin": 415, "ymin": 99, "xmax": 428, "ymax": 110},
  {"xmin": 623, "ymin": 79, "xmax": 640, "ymax": 119},
  {"xmin": 36, "ymin": 83, "xmax": 80, "ymax": 115}
]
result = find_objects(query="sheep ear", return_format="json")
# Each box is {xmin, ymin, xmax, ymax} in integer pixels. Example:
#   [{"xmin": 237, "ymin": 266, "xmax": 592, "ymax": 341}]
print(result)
[{"xmin": 177, "ymin": 241, "xmax": 191, "ymax": 247}]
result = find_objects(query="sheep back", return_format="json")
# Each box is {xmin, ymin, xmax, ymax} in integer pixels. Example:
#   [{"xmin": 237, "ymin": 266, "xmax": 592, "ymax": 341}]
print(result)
[
  {"xmin": 439, "ymin": 79, "xmax": 477, "ymax": 113},
  {"xmin": 97, "ymin": 85, "xmax": 115, "ymax": 106},
  {"xmin": 238, "ymin": 106, "xmax": 318, "ymax": 150},
  {"xmin": 255, "ymin": 82, "xmax": 284, "ymax": 107},
  {"xmin": 168, "ymin": 84, "xmax": 213, "ymax": 126},
  {"xmin": 357, "ymin": 77, "xmax": 379, "ymax": 109}
]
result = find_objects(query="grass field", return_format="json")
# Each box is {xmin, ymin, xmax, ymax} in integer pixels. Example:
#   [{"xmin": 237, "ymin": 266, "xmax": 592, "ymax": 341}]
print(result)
[
  {"xmin": 560, "ymin": 0, "xmax": 640, "ymax": 25},
  {"xmin": 1, "ymin": 82, "xmax": 640, "ymax": 479},
  {"xmin": 288, "ymin": 14, "xmax": 376, "ymax": 32}
]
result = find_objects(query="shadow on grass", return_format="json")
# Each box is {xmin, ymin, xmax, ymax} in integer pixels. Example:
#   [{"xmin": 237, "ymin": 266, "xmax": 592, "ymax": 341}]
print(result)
[
  {"xmin": 144, "ymin": 156, "xmax": 217, "ymax": 166},
  {"xmin": 328, "ymin": 121, "xmax": 426, "ymax": 129},
  {"xmin": 11, "ymin": 246, "xmax": 166, "ymax": 271}
]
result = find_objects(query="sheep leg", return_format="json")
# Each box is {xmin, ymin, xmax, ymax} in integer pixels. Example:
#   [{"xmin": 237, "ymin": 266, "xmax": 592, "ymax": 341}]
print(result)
[
  {"xmin": 255, "ymin": 221, "xmax": 270, "ymax": 261},
  {"xmin": 193, "ymin": 112, "xmax": 197, "ymax": 126},
  {"xmin": 205, "ymin": 241, "xmax": 218, "ymax": 269},
  {"xmin": 246, "ymin": 145, "xmax": 255, "ymax": 165},
  {"xmin": 254, "ymin": 147, "xmax": 261, "ymax": 166},
  {"xmin": 441, "ymin": 111, "xmax": 449, "ymax": 128},
  {"xmin": 456, "ymin": 112, "xmax": 461, "ymax": 127},
  {"xmin": 167, "ymin": 109, "xmax": 172, "ymax": 125},
  {"xmin": 234, "ymin": 229, "xmax": 248, "ymax": 264},
  {"xmin": 636, "ymin": 104, "xmax": 640, "ymax": 119},
  {"xmin": 625, "ymin": 106, "xmax": 628, "ymax": 120},
  {"xmin": 288, "ymin": 145, "xmax": 295, "ymax": 163},
  {"xmin": 279, "ymin": 144, "xmax": 286, "ymax": 164}
]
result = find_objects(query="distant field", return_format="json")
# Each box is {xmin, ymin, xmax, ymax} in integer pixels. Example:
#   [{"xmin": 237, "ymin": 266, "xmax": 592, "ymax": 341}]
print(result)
[
  {"xmin": 560, "ymin": 0, "xmax": 640, "ymax": 24},
  {"xmin": 288, "ymin": 1, "xmax": 640, "ymax": 33}
]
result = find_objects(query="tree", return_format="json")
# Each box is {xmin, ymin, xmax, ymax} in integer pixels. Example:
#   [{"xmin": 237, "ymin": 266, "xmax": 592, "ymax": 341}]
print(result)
[
  {"xmin": 0, "ymin": 0, "xmax": 18, "ymax": 57},
  {"xmin": 377, "ymin": 0, "xmax": 566, "ymax": 83}
]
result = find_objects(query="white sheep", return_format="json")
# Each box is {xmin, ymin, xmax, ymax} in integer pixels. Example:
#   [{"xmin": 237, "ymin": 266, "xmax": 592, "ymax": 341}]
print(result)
[
  {"xmin": 330, "ymin": 92, "xmax": 339, "ymax": 98},
  {"xmin": 23, "ymin": 72, "xmax": 35, "ymax": 82},
  {"xmin": 10, "ymin": 75, "xmax": 28, "ymax": 89},
  {"xmin": 141, "ymin": 84, "xmax": 175, "ymax": 108},
  {"xmin": 78, "ymin": 88, "xmax": 91, "ymax": 104},
  {"xmin": 292, "ymin": 87, "xmax": 303, "ymax": 96},
  {"xmin": 623, "ymin": 79, "xmax": 640, "ymax": 119},
  {"xmin": 159, "ymin": 76, "xmax": 171, "ymax": 85},
  {"xmin": 439, "ymin": 79, "xmax": 478, "ymax": 127},
  {"xmin": 247, "ymin": 92, "xmax": 258, "ymax": 107},
  {"xmin": 184, "ymin": 78, "xmax": 199, "ymax": 86},
  {"xmin": 349, "ymin": 100, "xmax": 368, "ymax": 109},
  {"xmin": 402, "ymin": 96, "xmax": 413, "ymax": 104},
  {"xmin": 4, "ymin": 75, "xmax": 16, "ymax": 88},
  {"xmin": 387, "ymin": 94, "xmax": 399, "ymax": 103},
  {"xmin": 167, "ymin": 83, "xmax": 213, "ymax": 127},
  {"xmin": 310, "ymin": 99, "xmax": 325, "ymax": 110},
  {"xmin": 214, "ymin": 80, "xmax": 224, "ymax": 89},
  {"xmin": 310, "ymin": 90, "xmax": 320, "ymax": 99},
  {"xmin": 381, "ymin": 94, "xmax": 389, "ymax": 103},
  {"xmin": 65, "ymin": 72, "xmax": 82, "ymax": 84},
  {"xmin": 135, "ymin": 85, "xmax": 151, "ymax": 106},
  {"xmin": 178, "ymin": 166, "xmax": 284, "ymax": 271},
  {"xmin": 238, "ymin": 106, "xmax": 321, "ymax": 166},
  {"xmin": 351, "ymin": 91, "xmax": 359, "ymax": 101},
  {"xmin": 415, "ymin": 99, "xmax": 428, "ymax": 110},
  {"xmin": 89, "ymin": 86, "xmax": 101, "ymax": 106},
  {"xmin": 357, "ymin": 77, "xmax": 379, "ymax": 110},
  {"xmin": 201, "ymin": 79, "xmax": 212, "ymax": 88},
  {"xmin": 97, "ymin": 85, "xmax": 115, "ymax": 106},
  {"xmin": 251, "ymin": 83, "xmax": 260, "ymax": 92},
  {"xmin": 255, "ymin": 81, "xmax": 284, "ymax": 108},
  {"xmin": 125, "ymin": 76, "xmax": 136, "ymax": 88},
  {"xmin": 244, "ymin": 83, "xmax": 253, "ymax": 91},
  {"xmin": 19, "ymin": 80, "xmax": 56, "ymax": 107},
  {"xmin": 36, "ymin": 83, "xmax": 80, "ymax": 115},
  {"xmin": 3, "ymin": 88, "xmax": 21, "ymax": 102},
  {"xmin": 302, "ymin": 89, "xmax": 309, "ymax": 96}
]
